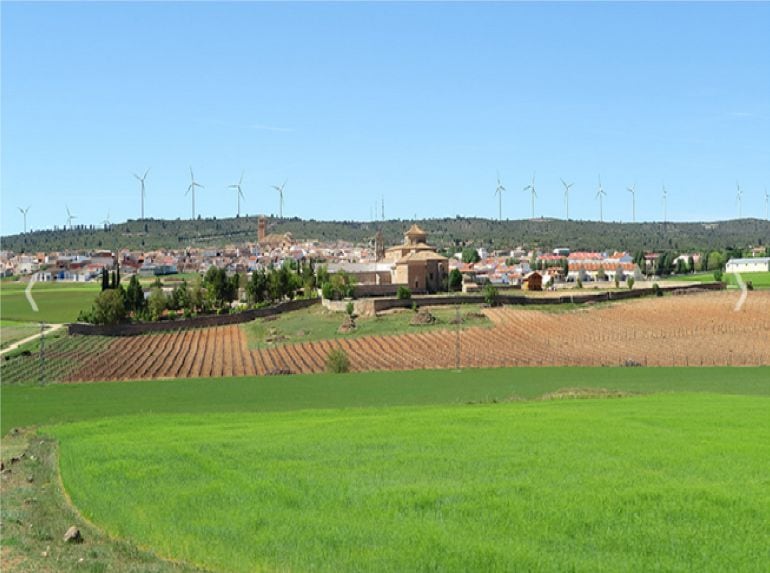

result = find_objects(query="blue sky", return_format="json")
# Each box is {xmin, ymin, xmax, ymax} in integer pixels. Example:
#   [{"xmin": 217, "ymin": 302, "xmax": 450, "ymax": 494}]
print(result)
[{"xmin": 2, "ymin": 1, "xmax": 769, "ymax": 235}]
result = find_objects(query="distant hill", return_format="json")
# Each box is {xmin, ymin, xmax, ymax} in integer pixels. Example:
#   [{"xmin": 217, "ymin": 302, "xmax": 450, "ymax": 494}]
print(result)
[{"xmin": 2, "ymin": 216, "xmax": 769, "ymax": 254}]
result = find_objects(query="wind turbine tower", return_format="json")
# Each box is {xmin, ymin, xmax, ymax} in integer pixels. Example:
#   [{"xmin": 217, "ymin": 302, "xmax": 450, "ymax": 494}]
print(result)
[
  {"xmin": 18, "ymin": 206, "xmax": 30, "ymax": 233},
  {"xmin": 65, "ymin": 205, "xmax": 77, "ymax": 230},
  {"xmin": 596, "ymin": 176, "xmax": 606, "ymax": 222},
  {"xmin": 229, "ymin": 172, "xmax": 246, "ymax": 217},
  {"xmin": 186, "ymin": 167, "xmax": 204, "ymax": 220},
  {"xmin": 662, "ymin": 184, "xmax": 668, "ymax": 223},
  {"xmin": 626, "ymin": 183, "xmax": 637, "ymax": 223},
  {"xmin": 134, "ymin": 168, "xmax": 149, "ymax": 219},
  {"xmin": 272, "ymin": 180, "xmax": 287, "ymax": 218},
  {"xmin": 736, "ymin": 182, "xmax": 743, "ymax": 218},
  {"xmin": 523, "ymin": 173, "xmax": 537, "ymax": 219},
  {"xmin": 495, "ymin": 173, "xmax": 506, "ymax": 221},
  {"xmin": 560, "ymin": 179, "xmax": 573, "ymax": 220},
  {"xmin": 764, "ymin": 186, "xmax": 769, "ymax": 220}
]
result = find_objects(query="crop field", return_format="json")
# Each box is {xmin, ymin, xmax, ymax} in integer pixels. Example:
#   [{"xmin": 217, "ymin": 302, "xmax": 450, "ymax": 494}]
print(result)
[
  {"xmin": 0, "ymin": 280, "xmax": 98, "ymax": 323},
  {"xmin": 41, "ymin": 392, "xmax": 770, "ymax": 572},
  {"xmin": 3, "ymin": 367, "xmax": 769, "ymax": 572},
  {"xmin": 3, "ymin": 290, "xmax": 768, "ymax": 383}
]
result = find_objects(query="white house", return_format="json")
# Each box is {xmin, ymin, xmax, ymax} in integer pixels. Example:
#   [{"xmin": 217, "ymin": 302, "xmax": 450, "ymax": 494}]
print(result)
[{"xmin": 725, "ymin": 258, "xmax": 770, "ymax": 273}]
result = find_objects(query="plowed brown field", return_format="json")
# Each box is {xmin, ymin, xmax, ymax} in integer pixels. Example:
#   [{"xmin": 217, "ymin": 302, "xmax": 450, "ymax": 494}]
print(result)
[{"xmin": 65, "ymin": 291, "xmax": 770, "ymax": 382}]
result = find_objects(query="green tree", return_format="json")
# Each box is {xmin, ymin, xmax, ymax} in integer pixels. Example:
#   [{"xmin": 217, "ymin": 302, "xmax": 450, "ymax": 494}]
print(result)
[
  {"xmin": 396, "ymin": 286, "xmax": 411, "ymax": 300},
  {"xmin": 482, "ymin": 284, "xmax": 498, "ymax": 306},
  {"xmin": 448, "ymin": 269, "xmax": 463, "ymax": 292},
  {"xmin": 706, "ymin": 251, "xmax": 723, "ymax": 271},
  {"xmin": 461, "ymin": 247, "xmax": 480, "ymax": 264},
  {"xmin": 101, "ymin": 268, "xmax": 109, "ymax": 291},
  {"xmin": 92, "ymin": 289, "xmax": 127, "ymax": 325},
  {"xmin": 148, "ymin": 287, "xmax": 168, "ymax": 321},
  {"xmin": 171, "ymin": 280, "xmax": 189, "ymax": 311},
  {"xmin": 125, "ymin": 275, "xmax": 146, "ymax": 313},
  {"xmin": 627, "ymin": 276, "xmax": 635, "ymax": 289},
  {"xmin": 248, "ymin": 269, "xmax": 269, "ymax": 304}
]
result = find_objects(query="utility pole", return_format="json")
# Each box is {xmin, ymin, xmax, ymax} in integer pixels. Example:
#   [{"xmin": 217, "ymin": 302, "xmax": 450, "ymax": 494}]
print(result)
[
  {"xmin": 455, "ymin": 304, "xmax": 461, "ymax": 371},
  {"xmin": 39, "ymin": 322, "xmax": 46, "ymax": 385}
]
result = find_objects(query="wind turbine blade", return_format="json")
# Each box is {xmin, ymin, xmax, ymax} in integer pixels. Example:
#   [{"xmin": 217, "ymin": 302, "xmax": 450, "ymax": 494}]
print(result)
[
  {"xmin": 239, "ymin": 171, "xmax": 244, "ymax": 185},
  {"xmin": 144, "ymin": 168, "xmax": 150, "ymax": 179}
]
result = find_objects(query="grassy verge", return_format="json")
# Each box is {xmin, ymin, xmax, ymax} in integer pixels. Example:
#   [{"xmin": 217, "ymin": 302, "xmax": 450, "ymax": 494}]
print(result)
[
  {"xmin": 3, "ymin": 366, "xmax": 768, "ymax": 434},
  {"xmin": 241, "ymin": 303, "xmax": 490, "ymax": 349},
  {"xmin": 0, "ymin": 429, "xmax": 203, "ymax": 572},
  {"xmin": 46, "ymin": 393, "xmax": 770, "ymax": 572},
  {"xmin": 0, "ymin": 321, "xmax": 41, "ymax": 349}
]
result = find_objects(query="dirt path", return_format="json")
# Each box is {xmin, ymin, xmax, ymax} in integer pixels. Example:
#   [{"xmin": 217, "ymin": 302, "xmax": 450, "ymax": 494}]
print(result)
[{"xmin": 0, "ymin": 324, "xmax": 65, "ymax": 357}]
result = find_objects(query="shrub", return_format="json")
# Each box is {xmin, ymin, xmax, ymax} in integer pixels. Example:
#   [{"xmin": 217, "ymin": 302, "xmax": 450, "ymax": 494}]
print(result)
[
  {"xmin": 396, "ymin": 286, "xmax": 412, "ymax": 300},
  {"xmin": 627, "ymin": 277, "xmax": 635, "ymax": 290},
  {"xmin": 345, "ymin": 301, "xmax": 354, "ymax": 316},
  {"xmin": 576, "ymin": 278, "xmax": 583, "ymax": 289},
  {"xmin": 652, "ymin": 283, "xmax": 662, "ymax": 296},
  {"xmin": 746, "ymin": 281, "xmax": 754, "ymax": 291},
  {"xmin": 713, "ymin": 269, "xmax": 723, "ymax": 282},
  {"xmin": 326, "ymin": 347, "xmax": 350, "ymax": 373},
  {"xmin": 483, "ymin": 284, "xmax": 498, "ymax": 307}
]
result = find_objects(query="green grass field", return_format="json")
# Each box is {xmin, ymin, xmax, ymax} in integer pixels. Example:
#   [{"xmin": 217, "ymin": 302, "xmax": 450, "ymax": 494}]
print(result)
[
  {"xmin": 663, "ymin": 271, "xmax": 770, "ymax": 288},
  {"xmin": 241, "ymin": 303, "xmax": 490, "ymax": 348},
  {"xmin": 3, "ymin": 367, "xmax": 768, "ymax": 435},
  {"xmin": 4, "ymin": 367, "xmax": 769, "ymax": 572},
  {"xmin": 0, "ymin": 281, "xmax": 99, "ymax": 323},
  {"xmin": 47, "ymin": 392, "xmax": 770, "ymax": 572}
]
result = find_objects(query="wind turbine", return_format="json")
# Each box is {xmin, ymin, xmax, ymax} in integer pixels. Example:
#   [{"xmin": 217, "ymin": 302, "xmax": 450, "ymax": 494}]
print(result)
[
  {"xmin": 229, "ymin": 172, "xmax": 246, "ymax": 217},
  {"xmin": 133, "ymin": 168, "xmax": 150, "ymax": 219},
  {"xmin": 65, "ymin": 205, "xmax": 77, "ymax": 230},
  {"xmin": 186, "ymin": 167, "xmax": 204, "ymax": 220},
  {"xmin": 626, "ymin": 183, "xmax": 637, "ymax": 223},
  {"xmin": 662, "ymin": 184, "xmax": 668, "ymax": 223},
  {"xmin": 736, "ymin": 182, "xmax": 742, "ymax": 218},
  {"xmin": 272, "ymin": 180, "xmax": 287, "ymax": 218},
  {"xmin": 17, "ymin": 206, "xmax": 30, "ymax": 233},
  {"xmin": 560, "ymin": 178, "xmax": 573, "ymax": 220},
  {"xmin": 764, "ymin": 186, "xmax": 769, "ymax": 220},
  {"xmin": 596, "ymin": 176, "xmax": 606, "ymax": 222},
  {"xmin": 495, "ymin": 173, "xmax": 506, "ymax": 221},
  {"xmin": 523, "ymin": 173, "xmax": 537, "ymax": 219},
  {"xmin": 102, "ymin": 211, "xmax": 112, "ymax": 228}
]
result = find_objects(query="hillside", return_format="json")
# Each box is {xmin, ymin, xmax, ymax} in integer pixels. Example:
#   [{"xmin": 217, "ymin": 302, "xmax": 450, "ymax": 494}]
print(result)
[{"xmin": 2, "ymin": 216, "xmax": 769, "ymax": 253}]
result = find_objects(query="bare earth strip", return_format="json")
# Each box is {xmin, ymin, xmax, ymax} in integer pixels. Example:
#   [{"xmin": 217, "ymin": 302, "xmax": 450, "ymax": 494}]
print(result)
[{"xmin": 66, "ymin": 291, "xmax": 770, "ymax": 382}]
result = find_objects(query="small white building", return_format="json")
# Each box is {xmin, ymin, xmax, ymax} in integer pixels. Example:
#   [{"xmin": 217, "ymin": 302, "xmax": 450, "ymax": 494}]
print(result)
[{"xmin": 725, "ymin": 258, "xmax": 770, "ymax": 273}]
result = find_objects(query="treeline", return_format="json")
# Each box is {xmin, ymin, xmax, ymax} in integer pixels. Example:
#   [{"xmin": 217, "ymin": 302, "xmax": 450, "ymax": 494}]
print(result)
[
  {"xmin": 78, "ymin": 262, "xmax": 318, "ymax": 325},
  {"xmin": 4, "ymin": 216, "xmax": 769, "ymax": 253}
]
